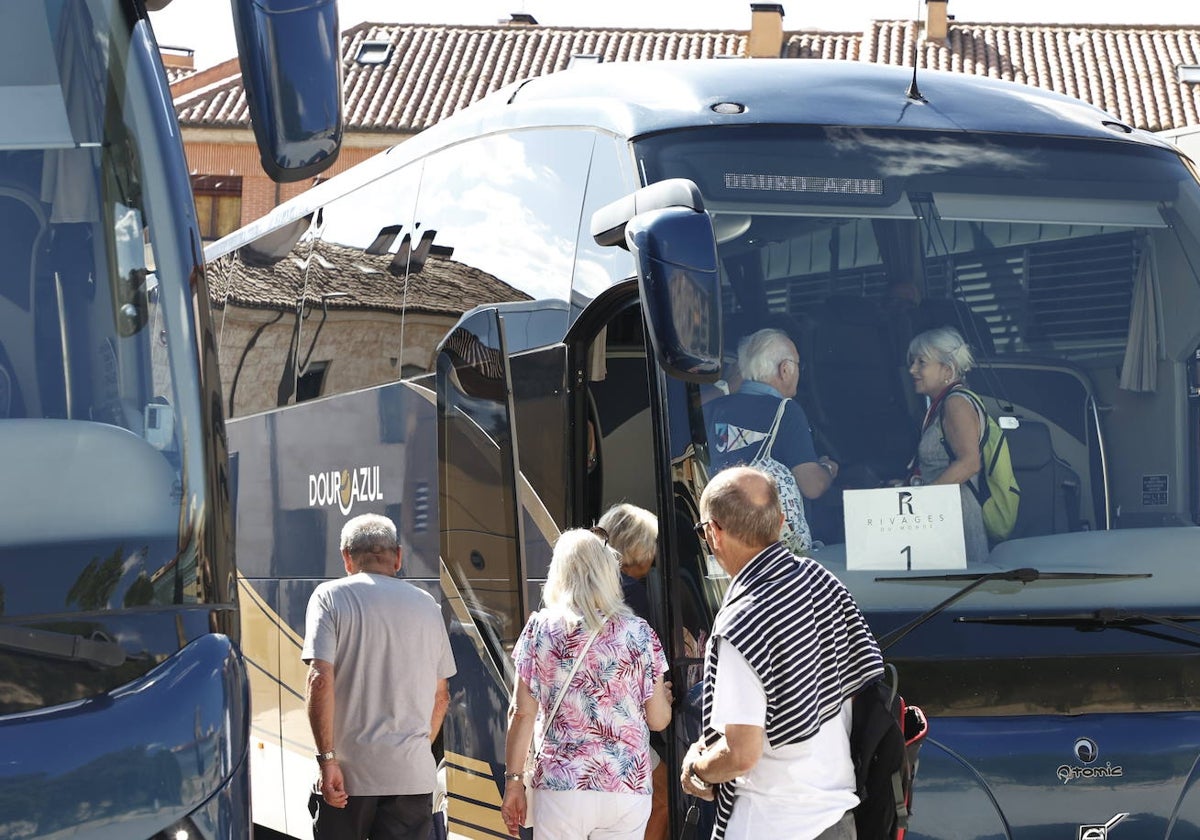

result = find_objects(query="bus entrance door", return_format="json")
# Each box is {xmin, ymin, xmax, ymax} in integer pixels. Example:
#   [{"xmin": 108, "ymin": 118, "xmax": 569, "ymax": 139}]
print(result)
[{"xmin": 435, "ymin": 306, "xmax": 526, "ymax": 837}]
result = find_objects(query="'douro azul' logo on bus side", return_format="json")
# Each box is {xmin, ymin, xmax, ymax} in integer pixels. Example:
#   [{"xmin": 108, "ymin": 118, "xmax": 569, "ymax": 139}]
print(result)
[
  {"xmin": 308, "ymin": 466, "xmax": 383, "ymax": 515},
  {"xmin": 1057, "ymin": 736, "xmax": 1123, "ymax": 784}
]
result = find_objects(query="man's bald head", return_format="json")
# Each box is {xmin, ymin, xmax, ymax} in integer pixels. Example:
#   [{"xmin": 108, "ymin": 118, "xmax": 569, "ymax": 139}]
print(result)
[{"xmin": 700, "ymin": 466, "xmax": 784, "ymax": 549}]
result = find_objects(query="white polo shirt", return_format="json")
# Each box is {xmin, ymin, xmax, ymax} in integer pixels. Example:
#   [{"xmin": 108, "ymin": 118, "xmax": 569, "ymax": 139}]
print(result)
[{"xmin": 710, "ymin": 641, "xmax": 858, "ymax": 840}]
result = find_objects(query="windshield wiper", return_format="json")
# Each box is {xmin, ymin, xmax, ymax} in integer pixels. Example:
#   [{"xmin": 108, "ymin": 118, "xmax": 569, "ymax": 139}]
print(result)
[
  {"xmin": 959, "ymin": 609, "xmax": 1200, "ymax": 639},
  {"xmin": 874, "ymin": 567, "xmax": 1152, "ymax": 652},
  {"xmin": 0, "ymin": 624, "xmax": 126, "ymax": 667}
]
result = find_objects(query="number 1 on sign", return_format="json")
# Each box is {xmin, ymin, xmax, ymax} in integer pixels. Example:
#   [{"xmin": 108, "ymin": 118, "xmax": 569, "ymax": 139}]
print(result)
[{"xmin": 900, "ymin": 545, "xmax": 912, "ymax": 570}]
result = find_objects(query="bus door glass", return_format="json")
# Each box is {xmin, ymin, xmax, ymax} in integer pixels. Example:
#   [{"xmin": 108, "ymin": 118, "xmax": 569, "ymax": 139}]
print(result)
[
  {"xmin": 211, "ymin": 211, "xmax": 321, "ymax": 418},
  {"xmin": 436, "ymin": 307, "xmax": 526, "ymax": 673}
]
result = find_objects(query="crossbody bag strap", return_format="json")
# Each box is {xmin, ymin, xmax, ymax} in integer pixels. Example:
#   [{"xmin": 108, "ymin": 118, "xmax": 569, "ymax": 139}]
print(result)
[
  {"xmin": 533, "ymin": 620, "xmax": 605, "ymax": 758},
  {"xmin": 754, "ymin": 398, "xmax": 790, "ymax": 461}
]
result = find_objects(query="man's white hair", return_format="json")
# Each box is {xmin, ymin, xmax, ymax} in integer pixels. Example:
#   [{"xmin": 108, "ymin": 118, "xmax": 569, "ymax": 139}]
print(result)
[
  {"xmin": 340, "ymin": 513, "xmax": 398, "ymax": 554},
  {"xmin": 738, "ymin": 328, "xmax": 794, "ymax": 383}
]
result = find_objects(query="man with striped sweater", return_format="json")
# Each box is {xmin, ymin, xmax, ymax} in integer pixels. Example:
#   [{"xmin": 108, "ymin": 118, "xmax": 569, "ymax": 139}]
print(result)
[{"xmin": 680, "ymin": 466, "xmax": 884, "ymax": 839}]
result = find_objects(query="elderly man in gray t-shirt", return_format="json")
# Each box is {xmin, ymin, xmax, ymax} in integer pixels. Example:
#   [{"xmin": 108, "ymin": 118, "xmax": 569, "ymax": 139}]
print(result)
[{"xmin": 302, "ymin": 513, "xmax": 457, "ymax": 840}]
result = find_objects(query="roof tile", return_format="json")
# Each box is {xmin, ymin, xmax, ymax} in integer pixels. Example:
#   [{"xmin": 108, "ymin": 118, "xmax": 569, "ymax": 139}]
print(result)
[
  {"xmin": 175, "ymin": 19, "xmax": 1200, "ymax": 134},
  {"xmin": 865, "ymin": 21, "xmax": 1200, "ymax": 132}
]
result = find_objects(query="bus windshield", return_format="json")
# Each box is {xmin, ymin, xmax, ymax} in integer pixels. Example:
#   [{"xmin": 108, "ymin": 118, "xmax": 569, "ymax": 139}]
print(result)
[
  {"xmin": 639, "ymin": 125, "xmax": 1200, "ymax": 527},
  {"xmin": 0, "ymin": 1, "xmax": 202, "ymax": 709},
  {"xmin": 638, "ymin": 126, "xmax": 1200, "ymax": 683}
]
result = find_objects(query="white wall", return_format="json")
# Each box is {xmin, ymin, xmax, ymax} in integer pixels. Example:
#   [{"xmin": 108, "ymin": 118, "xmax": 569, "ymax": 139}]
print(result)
[{"xmin": 1160, "ymin": 126, "xmax": 1200, "ymax": 161}]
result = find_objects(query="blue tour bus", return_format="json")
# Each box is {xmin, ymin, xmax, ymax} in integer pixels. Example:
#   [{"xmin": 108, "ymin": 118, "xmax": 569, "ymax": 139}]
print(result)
[
  {"xmin": 0, "ymin": 1, "xmax": 340, "ymax": 838},
  {"xmin": 207, "ymin": 58, "xmax": 1200, "ymax": 838}
]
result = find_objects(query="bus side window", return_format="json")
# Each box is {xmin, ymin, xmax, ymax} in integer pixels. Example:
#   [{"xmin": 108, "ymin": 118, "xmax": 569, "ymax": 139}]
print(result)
[
  {"xmin": 311, "ymin": 163, "xmax": 422, "ymax": 394},
  {"xmin": 214, "ymin": 214, "xmax": 319, "ymax": 418}
]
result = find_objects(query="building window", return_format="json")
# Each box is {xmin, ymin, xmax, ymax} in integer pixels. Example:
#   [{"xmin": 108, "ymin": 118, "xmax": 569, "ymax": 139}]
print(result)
[
  {"xmin": 297, "ymin": 361, "xmax": 329, "ymax": 403},
  {"xmin": 191, "ymin": 175, "xmax": 243, "ymax": 242},
  {"xmin": 354, "ymin": 40, "xmax": 393, "ymax": 65}
]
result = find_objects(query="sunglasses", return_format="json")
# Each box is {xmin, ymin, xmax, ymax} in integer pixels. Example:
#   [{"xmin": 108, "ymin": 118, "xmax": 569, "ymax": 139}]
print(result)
[
  {"xmin": 693, "ymin": 519, "xmax": 719, "ymax": 537},
  {"xmin": 589, "ymin": 525, "xmax": 610, "ymax": 547}
]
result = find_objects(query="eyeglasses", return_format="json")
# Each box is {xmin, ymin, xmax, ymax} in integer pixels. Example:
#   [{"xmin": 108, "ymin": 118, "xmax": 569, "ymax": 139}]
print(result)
[
  {"xmin": 693, "ymin": 519, "xmax": 719, "ymax": 537},
  {"xmin": 589, "ymin": 525, "xmax": 610, "ymax": 547},
  {"xmin": 780, "ymin": 357, "xmax": 800, "ymax": 370}
]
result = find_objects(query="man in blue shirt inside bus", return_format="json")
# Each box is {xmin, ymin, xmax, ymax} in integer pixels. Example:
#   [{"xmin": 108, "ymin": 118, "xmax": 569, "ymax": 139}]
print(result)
[{"xmin": 706, "ymin": 327, "xmax": 839, "ymax": 525}]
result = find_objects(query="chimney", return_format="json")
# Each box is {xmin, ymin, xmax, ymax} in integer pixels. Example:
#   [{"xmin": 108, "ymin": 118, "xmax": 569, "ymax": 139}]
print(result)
[
  {"xmin": 924, "ymin": 0, "xmax": 949, "ymax": 42},
  {"xmin": 158, "ymin": 45, "xmax": 194, "ymax": 71},
  {"xmin": 747, "ymin": 3, "xmax": 785, "ymax": 59},
  {"xmin": 504, "ymin": 12, "xmax": 539, "ymax": 25}
]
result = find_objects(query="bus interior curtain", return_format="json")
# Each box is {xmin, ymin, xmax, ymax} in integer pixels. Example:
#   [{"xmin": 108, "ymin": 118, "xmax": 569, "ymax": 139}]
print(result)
[
  {"xmin": 1119, "ymin": 239, "xmax": 1162, "ymax": 393},
  {"xmin": 41, "ymin": 0, "xmax": 103, "ymax": 224},
  {"xmin": 589, "ymin": 325, "xmax": 608, "ymax": 381}
]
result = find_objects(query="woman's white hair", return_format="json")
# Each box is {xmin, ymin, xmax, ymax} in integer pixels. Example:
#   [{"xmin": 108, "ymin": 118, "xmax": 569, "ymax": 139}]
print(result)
[
  {"xmin": 597, "ymin": 503, "xmax": 658, "ymax": 573},
  {"xmin": 737, "ymin": 328, "xmax": 793, "ymax": 383},
  {"xmin": 542, "ymin": 528, "xmax": 631, "ymax": 632},
  {"xmin": 908, "ymin": 326, "xmax": 975, "ymax": 381}
]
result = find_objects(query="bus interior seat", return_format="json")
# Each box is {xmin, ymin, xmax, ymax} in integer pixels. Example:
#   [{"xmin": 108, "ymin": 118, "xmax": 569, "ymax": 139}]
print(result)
[
  {"xmin": 0, "ymin": 419, "xmax": 179, "ymax": 547},
  {"xmin": 795, "ymin": 295, "xmax": 918, "ymax": 484},
  {"xmin": 970, "ymin": 359, "xmax": 1097, "ymax": 530},
  {"xmin": 0, "ymin": 358, "xmax": 11, "ymax": 417},
  {"xmin": 0, "ymin": 188, "xmax": 49, "ymax": 418},
  {"xmin": 1006, "ymin": 419, "xmax": 1082, "ymax": 539}
]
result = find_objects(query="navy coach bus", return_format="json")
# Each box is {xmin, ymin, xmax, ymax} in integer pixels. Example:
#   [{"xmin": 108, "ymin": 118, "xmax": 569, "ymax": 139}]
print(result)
[
  {"xmin": 208, "ymin": 58, "xmax": 1200, "ymax": 838},
  {"xmin": 0, "ymin": 2, "xmax": 340, "ymax": 838}
]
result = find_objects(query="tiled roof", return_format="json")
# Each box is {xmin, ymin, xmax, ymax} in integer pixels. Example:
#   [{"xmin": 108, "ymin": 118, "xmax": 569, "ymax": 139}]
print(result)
[
  {"xmin": 211, "ymin": 239, "xmax": 531, "ymax": 315},
  {"xmin": 175, "ymin": 22, "xmax": 746, "ymax": 132},
  {"xmin": 165, "ymin": 66, "xmax": 197, "ymax": 84},
  {"xmin": 782, "ymin": 30, "xmax": 862, "ymax": 60},
  {"xmin": 175, "ymin": 19, "xmax": 1200, "ymax": 134},
  {"xmin": 341, "ymin": 24, "xmax": 747, "ymax": 131},
  {"xmin": 861, "ymin": 20, "xmax": 1200, "ymax": 132}
]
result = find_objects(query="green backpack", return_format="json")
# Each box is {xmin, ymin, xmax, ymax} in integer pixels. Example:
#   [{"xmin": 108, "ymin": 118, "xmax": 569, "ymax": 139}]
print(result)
[{"xmin": 939, "ymin": 387, "xmax": 1020, "ymax": 542}]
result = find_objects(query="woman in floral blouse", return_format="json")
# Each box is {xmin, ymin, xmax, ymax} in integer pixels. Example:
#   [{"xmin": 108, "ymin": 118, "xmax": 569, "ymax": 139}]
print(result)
[{"xmin": 501, "ymin": 528, "xmax": 672, "ymax": 838}]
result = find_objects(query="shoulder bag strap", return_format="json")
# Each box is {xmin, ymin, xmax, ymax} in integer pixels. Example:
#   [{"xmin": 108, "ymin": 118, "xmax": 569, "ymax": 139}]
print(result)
[
  {"xmin": 938, "ymin": 387, "xmax": 987, "ymax": 501},
  {"xmin": 938, "ymin": 387, "xmax": 987, "ymax": 448},
  {"xmin": 754, "ymin": 398, "xmax": 790, "ymax": 461},
  {"xmin": 533, "ymin": 620, "xmax": 604, "ymax": 758}
]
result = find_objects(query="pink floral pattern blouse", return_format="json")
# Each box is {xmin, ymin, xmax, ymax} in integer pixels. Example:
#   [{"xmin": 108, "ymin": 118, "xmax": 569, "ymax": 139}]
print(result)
[{"xmin": 514, "ymin": 610, "xmax": 668, "ymax": 794}]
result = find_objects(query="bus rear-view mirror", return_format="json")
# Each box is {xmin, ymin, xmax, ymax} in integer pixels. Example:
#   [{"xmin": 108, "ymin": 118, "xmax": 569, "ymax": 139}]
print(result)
[
  {"xmin": 592, "ymin": 179, "xmax": 722, "ymax": 381},
  {"xmin": 231, "ymin": 0, "xmax": 343, "ymax": 182},
  {"xmin": 626, "ymin": 206, "xmax": 722, "ymax": 381}
]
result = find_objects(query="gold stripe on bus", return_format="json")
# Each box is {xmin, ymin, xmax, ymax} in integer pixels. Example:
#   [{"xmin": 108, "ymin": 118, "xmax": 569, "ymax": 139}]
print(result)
[
  {"xmin": 444, "ymin": 750, "xmax": 497, "ymax": 776},
  {"xmin": 237, "ymin": 573, "xmax": 317, "ymax": 762},
  {"xmin": 517, "ymin": 467, "xmax": 559, "ymax": 549},
  {"xmin": 445, "ymin": 773, "xmax": 503, "ymax": 811},
  {"xmin": 239, "ymin": 575, "xmax": 305, "ymax": 647},
  {"xmin": 446, "ymin": 797, "xmax": 507, "ymax": 837},
  {"xmin": 446, "ymin": 821, "xmax": 511, "ymax": 840}
]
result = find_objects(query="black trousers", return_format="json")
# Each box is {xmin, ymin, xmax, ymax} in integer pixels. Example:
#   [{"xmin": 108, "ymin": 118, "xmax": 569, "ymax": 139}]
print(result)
[{"xmin": 309, "ymin": 791, "xmax": 434, "ymax": 840}]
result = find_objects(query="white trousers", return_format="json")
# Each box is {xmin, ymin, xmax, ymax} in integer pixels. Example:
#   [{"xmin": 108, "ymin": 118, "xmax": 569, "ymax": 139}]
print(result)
[{"xmin": 531, "ymin": 789, "xmax": 652, "ymax": 839}]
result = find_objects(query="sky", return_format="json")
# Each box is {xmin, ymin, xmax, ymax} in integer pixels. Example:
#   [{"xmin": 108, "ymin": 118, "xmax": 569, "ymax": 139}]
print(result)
[{"xmin": 150, "ymin": 0, "xmax": 1200, "ymax": 70}]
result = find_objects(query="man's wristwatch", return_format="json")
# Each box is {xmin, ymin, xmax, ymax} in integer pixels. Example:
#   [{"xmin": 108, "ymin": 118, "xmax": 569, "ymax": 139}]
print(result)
[
  {"xmin": 316, "ymin": 750, "xmax": 337, "ymax": 764},
  {"xmin": 685, "ymin": 761, "xmax": 711, "ymax": 790}
]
